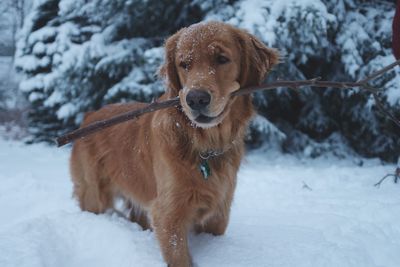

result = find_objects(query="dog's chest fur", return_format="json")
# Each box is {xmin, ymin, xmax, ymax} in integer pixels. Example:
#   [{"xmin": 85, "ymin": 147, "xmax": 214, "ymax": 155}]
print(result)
[{"xmin": 146, "ymin": 107, "xmax": 246, "ymax": 222}]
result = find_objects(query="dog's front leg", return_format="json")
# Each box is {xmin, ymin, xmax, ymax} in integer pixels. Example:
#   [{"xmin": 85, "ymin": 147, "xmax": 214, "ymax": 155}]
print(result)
[
  {"xmin": 197, "ymin": 189, "xmax": 234, "ymax": 236},
  {"xmin": 151, "ymin": 198, "xmax": 193, "ymax": 267}
]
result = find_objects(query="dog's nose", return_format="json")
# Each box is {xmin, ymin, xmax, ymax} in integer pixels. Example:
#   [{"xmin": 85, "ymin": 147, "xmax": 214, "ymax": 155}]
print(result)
[{"xmin": 186, "ymin": 90, "xmax": 211, "ymax": 111}]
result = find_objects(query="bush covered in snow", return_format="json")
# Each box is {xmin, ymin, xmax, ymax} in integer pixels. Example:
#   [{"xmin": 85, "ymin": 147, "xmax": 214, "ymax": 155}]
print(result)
[{"xmin": 16, "ymin": 0, "xmax": 400, "ymax": 161}]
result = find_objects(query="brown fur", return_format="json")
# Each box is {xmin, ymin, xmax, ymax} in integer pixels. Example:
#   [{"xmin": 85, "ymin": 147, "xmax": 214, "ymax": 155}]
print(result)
[{"xmin": 70, "ymin": 21, "xmax": 279, "ymax": 267}]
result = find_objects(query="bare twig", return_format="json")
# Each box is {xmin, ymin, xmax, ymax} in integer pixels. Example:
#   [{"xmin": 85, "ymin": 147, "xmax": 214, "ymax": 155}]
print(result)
[
  {"xmin": 374, "ymin": 167, "xmax": 400, "ymax": 187},
  {"xmin": 56, "ymin": 59, "xmax": 400, "ymax": 147},
  {"xmin": 374, "ymin": 174, "xmax": 396, "ymax": 187},
  {"xmin": 371, "ymin": 92, "xmax": 400, "ymax": 127},
  {"xmin": 357, "ymin": 60, "xmax": 400, "ymax": 84},
  {"xmin": 302, "ymin": 181, "xmax": 313, "ymax": 191}
]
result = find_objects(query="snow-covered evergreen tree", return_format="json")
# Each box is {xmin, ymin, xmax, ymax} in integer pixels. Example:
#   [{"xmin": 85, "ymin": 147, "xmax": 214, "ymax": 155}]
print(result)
[
  {"xmin": 16, "ymin": 0, "xmax": 400, "ymax": 161},
  {"xmin": 207, "ymin": 0, "xmax": 400, "ymax": 160},
  {"xmin": 15, "ymin": 0, "xmax": 204, "ymax": 142}
]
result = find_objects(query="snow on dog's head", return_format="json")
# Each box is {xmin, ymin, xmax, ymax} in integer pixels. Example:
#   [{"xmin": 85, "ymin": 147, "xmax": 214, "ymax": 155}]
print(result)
[{"xmin": 160, "ymin": 21, "xmax": 279, "ymax": 128}]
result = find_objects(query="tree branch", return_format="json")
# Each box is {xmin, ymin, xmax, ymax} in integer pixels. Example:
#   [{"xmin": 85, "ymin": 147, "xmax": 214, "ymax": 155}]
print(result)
[
  {"xmin": 374, "ymin": 174, "xmax": 396, "ymax": 187},
  {"xmin": 56, "ymin": 59, "xmax": 400, "ymax": 147},
  {"xmin": 374, "ymin": 167, "xmax": 400, "ymax": 187}
]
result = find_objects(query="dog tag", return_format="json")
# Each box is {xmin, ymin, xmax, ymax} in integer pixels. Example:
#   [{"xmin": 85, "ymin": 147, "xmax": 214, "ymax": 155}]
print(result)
[{"xmin": 199, "ymin": 159, "xmax": 211, "ymax": 179}]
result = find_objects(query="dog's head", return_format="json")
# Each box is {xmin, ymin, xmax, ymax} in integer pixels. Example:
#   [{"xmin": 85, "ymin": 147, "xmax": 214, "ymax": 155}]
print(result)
[{"xmin": 160, "ymin": 21, "xmax": 279, "ymax": 128}]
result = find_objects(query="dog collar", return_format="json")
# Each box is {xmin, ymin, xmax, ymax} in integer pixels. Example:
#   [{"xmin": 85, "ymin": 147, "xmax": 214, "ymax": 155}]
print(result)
[
  {"xmin": 198, "ymin": 141, "xmax": 237, "ymax": 180},
  {"xmin": 199, "ymin": 150, "xmax": 224, "ymax": 179}
]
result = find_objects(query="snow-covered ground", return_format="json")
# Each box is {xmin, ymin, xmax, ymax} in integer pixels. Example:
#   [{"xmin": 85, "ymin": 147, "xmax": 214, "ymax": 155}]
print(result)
[{"xmin": 0, "ymin": 140, "xmax": 399, "ymax": 267}]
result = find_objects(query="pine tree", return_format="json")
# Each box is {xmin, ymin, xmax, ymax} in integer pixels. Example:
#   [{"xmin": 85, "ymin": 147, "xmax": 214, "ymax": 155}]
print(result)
[
  {"xmin": 15, "ymin": 0, "xmax": 60, "ymax": 142},
  {"xmin": 16, "ymin": 0, "xmax": 204, "ymax": 142},
  {"xmin": 208, "ymin": 0, "xmax": 399, "ymax": 160}
]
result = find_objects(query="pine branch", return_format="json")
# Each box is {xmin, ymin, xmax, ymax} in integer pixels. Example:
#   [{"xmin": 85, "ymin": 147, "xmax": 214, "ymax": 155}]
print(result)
[{"xmin": 56, "ymin": 59, "xmax": 400, "ymax": 147}]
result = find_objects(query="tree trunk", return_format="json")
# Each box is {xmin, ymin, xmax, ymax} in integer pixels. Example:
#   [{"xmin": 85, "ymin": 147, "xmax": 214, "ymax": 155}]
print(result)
[{"xmin": 393, "ymin": 1, "xmax": 400, "ymax": 59}]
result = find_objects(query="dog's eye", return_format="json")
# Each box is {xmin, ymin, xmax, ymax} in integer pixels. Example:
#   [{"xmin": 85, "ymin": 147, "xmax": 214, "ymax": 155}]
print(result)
[
  {"xmin": 179, "ymin": 61, "xmax": 189, "ymax": 70},
  {"xmin": 216, "ymin": 55, "xmax": 230, "ymax": 65}
]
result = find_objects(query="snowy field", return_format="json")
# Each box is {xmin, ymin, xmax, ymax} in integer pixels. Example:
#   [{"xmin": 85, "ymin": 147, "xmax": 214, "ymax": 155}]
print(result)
[{"xmin": 0, "ymin": 139, "xmax": 399, "ymax": 267}]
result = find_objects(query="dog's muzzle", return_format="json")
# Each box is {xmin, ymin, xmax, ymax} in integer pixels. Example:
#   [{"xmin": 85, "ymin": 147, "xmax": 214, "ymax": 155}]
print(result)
[{"xmin": 185, "ymin": 89, "xmax": 218, "ymax": 123}]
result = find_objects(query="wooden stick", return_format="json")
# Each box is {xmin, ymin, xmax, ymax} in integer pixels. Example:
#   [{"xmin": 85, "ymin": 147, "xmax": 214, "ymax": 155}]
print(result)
[
  {"xmin": 56, "ymin": 59, "xmax": 400, "ymax": 147},
  {"xmin": 56, "ymin": 97, "xmax": 180, "ymax": 146}
]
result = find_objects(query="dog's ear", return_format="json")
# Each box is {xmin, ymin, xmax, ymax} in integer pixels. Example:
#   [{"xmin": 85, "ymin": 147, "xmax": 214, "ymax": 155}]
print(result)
[
  {"xmin": 235, "ymin": 29, "xmax": 279, "ymax": 87},
  {"xmin": 159, "ymin": 30, "xmax": 182, "ymax": 97}
]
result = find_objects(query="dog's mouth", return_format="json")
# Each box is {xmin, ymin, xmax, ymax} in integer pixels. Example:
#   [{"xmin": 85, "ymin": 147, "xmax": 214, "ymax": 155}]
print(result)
[
  {"xmin": 194, "ymin": 113, "xmax": 218, "ymax": 124},
  {"xmin": 187, "ymin": 106, "xmax": 228, "ymax": 128},
  {"xmin": 179, "ymin": 89, "xmax": 236, "ymax": 128}
]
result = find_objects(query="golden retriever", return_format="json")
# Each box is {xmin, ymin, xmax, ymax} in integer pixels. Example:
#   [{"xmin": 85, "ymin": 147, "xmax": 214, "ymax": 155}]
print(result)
[{"xmin": 70, "ymin": 21, "xmax": 278, "ymax": 267}]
